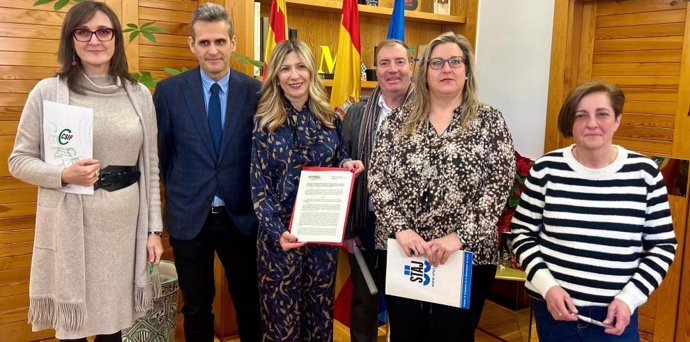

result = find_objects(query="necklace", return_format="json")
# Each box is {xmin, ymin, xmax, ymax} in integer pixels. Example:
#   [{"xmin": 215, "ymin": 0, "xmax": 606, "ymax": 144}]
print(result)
[{"xmin": 572, "ymin": 146, "xmax": 618, "ymax": 168}]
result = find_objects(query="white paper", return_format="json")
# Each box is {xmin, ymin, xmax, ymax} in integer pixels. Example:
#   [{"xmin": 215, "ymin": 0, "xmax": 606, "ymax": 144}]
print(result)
[
  {"xmin": 42, "ymin": 100, "xmax": 94, "ymax": 194},
  {"xmin": 289, "ymin": 168, "xmax": 354, "ymax": 244},
  {"xmin": 385, "ymin": 238, "xmax": 473, "ymax": 308}
]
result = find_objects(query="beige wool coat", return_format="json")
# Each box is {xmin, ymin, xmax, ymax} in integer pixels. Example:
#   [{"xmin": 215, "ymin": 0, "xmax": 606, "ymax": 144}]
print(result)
[{"xmin": 8, "ymin": 76, "xmax": 163, "ymax": 336}]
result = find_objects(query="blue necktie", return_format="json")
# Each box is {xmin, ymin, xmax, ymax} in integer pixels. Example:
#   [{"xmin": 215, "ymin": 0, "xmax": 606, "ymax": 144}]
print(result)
[{"xmin": 208, "ymin": 83, "xmax": 222, "ymax": 155}]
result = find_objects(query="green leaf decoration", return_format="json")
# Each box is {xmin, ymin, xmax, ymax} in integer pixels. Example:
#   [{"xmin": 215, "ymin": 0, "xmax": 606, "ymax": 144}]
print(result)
[
  {"xmin": 163, "ymin": 67, "xmax": 189, "ymax": 76},
  {"xmin": 128, "ymin": 31, "xmax": 140, "ymax": 43},
  {"xmin": 233, "ymin": 54, "xmax": 263, "ymax": 68},
  {"xmin": 33, "ymin": 0, "xmax": 53, "ymax": 6},
  {"xmin": 141, "ymin": 31, "xmax": 156, "ymax": 43},
  {"xmin": 163, "ymin": 68, "xmax": 181, "ymax": 76},
  {"xmin": 131, "ymin": 71, "xmax": 157, "ymax": 88},
  {"xmin": 145, "ymin": 26, "xmax": 166, "ymax": 33},
  {"xmin": 54, "ymin": 0, "xmax": 70, "ymax": 10},
  {"xmin": 120, "ymin": 22, "xmax": 165, "ymax": 43}
]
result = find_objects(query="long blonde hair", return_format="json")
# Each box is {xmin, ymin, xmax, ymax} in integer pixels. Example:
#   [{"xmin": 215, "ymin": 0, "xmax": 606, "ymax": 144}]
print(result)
[
  {"xmin": 256, "ymin": 40, "xmax": 335, "ymax": 132},
  {"xmin": 403, "ymin": 32, "xmax": 479, "ymax": 136}
]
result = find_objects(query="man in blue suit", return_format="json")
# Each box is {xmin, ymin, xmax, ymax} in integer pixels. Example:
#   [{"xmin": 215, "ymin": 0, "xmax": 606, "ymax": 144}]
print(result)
[{"xmin": 154, "ymin": 3, "xmax": 261, "ymax": 342}]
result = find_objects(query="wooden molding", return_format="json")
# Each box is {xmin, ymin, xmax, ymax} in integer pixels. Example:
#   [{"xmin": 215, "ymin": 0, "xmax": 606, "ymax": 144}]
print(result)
[
  {"xmin": 544, "ymin": 0, "xmax": 574, "ymax": 152},
  {"xmin": 672, "ymin": 7, "xmax": 690, "ymax": 159}
]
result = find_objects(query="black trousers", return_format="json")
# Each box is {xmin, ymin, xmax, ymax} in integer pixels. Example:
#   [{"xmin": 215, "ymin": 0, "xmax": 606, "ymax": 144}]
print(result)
[
  {"xmin": 348, "ymin": 213, "xmax": 386, "ymax": 342},
  {"xmin": 170, "ymin": 209, "xmax": 261, "ymax": 342},
  {"xmin": 386, "ymin": 264, "xmax": 497, "ymax": 342}
]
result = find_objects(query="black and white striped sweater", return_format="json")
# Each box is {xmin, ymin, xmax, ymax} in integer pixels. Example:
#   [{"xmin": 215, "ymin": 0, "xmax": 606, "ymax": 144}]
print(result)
[{"xmin": 510, "ymin": 145, "xmax": 677, "ymax": 312}]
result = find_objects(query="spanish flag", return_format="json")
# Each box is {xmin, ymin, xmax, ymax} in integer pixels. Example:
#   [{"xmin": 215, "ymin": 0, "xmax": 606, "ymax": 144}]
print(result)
[
  {"xmin": 264, "ymin": 0, "xmax": 287, "ymax": 68},
  {"xmin": 330, "ymin": 0, "xmax": 361, "ymax": 115}
]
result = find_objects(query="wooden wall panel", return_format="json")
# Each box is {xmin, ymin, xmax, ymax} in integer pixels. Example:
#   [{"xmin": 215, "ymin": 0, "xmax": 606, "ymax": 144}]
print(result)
[
  {"xmin": 0, "ymin": 20, "xmax": 64, "ymax": 323},
  {"xmin": 588, "ymin": 2, "xmax": 686, "ymax": 158},
  {"xmin": 136, "ymin": 0, "xmax": 199, "ymax": 79},
  {"xmin": 595, "ymin": 22, "xmax": 685, "ymax": 39}
]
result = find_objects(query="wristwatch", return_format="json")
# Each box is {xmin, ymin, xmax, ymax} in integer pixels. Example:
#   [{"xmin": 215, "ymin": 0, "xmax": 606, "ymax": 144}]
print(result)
[{"xmin": 148, "ymin": 231, "xmax": 163, "ymax": 236}]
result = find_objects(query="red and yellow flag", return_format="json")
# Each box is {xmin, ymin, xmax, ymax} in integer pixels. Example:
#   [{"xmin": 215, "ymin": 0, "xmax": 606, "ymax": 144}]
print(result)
[
  {"xmin": 265, "ymin": 0, "xmax": 288, "ymax": 68},
  {"xmin": 330, "ymin": 0, "xmax": 361, "ymax": 115}
]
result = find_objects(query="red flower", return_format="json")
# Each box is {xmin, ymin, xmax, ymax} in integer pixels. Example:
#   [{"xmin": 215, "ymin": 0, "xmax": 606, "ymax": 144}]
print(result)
[
  {"xmin": 497, "ymin": 151, "xmax": 534, "ymax": 246},
  {"xmin": 516, "ymin": 153, "xmax": 531, "ymax": 176}
]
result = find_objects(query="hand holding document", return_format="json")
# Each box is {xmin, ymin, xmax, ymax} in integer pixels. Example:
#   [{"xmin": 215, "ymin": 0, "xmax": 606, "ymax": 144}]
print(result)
[
  {"xmin": 386, "ymin": 238, "xmax": 473, "ymax": 308},
  {"xmin": 42, "ymin": 101, "xmax": 94, "ymax": 194},
  {"xmin": 289, "ymin": 167, "xmax": 356, "ymax": 244}
]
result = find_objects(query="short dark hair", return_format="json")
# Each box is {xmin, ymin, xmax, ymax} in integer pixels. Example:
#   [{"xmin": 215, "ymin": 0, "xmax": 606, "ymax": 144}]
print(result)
[
  {"xmin": 190, "ymin": 3, "xmax": 234, "ymax": 39},
  {"xmin": 557, "ymin": 80, "xmax": 625, "ymax": 138},
  {"xmin": 57, "ymin": 1, "xmax": 135, "ymax": 93}
]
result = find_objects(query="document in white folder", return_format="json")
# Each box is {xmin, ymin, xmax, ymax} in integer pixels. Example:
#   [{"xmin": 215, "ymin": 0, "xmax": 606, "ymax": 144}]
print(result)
[
  {"xmin": 385, "ymin": 238, "xmax": 473, "ymax": 309},
  {"xmin": 42, "ymin": 100, "xmax": 94, "ymax": 195}
]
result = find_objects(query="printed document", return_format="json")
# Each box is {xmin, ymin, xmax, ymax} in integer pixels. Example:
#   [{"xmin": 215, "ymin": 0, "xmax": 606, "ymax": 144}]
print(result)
[{"xmin": 289, "ymin": 167, "xmax": 355, "ymax": 244}]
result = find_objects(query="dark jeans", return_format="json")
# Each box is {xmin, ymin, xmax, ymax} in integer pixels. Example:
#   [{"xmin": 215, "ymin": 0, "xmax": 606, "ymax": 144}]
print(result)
[
  {"xmin": 533, "ymin": 299, "xmax": 640, "ymax": 342},
  {"xmin": 386, "ymin": 264, "xmax": 497, "ymax": 342},
  {"xmin": 171, "ymin": 209, "xmax": 261, "ymax": 342},
  {"xmin": 60, "ymin": 331, "xmax": 121, "ymax": 342},
  {"xmin": 348, "ymin": 249, "xmax": 386, "ymax": 342}
]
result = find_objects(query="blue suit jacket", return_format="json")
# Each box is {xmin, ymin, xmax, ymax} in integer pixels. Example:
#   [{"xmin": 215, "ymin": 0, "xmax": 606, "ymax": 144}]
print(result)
[{"xmin": 154, "ymin": 67, "xmax": 261, "ymax": 240}]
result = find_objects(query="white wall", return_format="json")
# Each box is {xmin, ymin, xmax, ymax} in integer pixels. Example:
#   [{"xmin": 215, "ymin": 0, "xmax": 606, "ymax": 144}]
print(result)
[{"xmin": 474, "ymin": 0, "xmax": 555, "ymax": 159}]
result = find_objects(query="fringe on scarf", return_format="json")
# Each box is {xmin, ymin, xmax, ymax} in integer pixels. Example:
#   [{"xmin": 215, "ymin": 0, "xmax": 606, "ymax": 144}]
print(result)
[
  {"xmin": 134, "ymin": 264, "xmax": 161, "ymax": 312},
  {"xmin": 28, "ymin": 297, "xmax": 86, "ymax": 331}
]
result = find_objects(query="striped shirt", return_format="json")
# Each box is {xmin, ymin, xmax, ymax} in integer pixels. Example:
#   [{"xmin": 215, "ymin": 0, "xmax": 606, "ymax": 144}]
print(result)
[{"xmin": 510, "ymin": 145, "xmax": 677, "ymax": 312}]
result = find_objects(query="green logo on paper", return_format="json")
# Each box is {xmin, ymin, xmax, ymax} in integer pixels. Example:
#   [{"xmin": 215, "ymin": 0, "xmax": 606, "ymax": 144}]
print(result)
[{"xmin": 58, "ymin": 128, "xmax": 73, "ymax": 145}]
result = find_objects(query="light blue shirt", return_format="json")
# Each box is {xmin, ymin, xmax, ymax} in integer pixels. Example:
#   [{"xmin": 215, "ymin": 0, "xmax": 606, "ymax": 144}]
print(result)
[
  {"xmin": 200, "ymin": 69, "xmax": 230, "ymax": 126},
  {"xmin": 199, "ymin": 69, "xmax": 230, "ymax": 207}
]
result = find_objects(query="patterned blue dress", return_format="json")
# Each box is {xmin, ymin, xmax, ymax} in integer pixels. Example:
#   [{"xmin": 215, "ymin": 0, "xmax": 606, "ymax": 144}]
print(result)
[{"xmin": 251, "ymin": 103, "xmax": 350, "ymax": 342}]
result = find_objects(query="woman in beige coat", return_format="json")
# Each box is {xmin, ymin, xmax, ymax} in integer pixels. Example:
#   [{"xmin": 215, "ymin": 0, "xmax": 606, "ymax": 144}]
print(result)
[{"xmin": 7, "ymin": 2, "xmax": 163, "ymax": 341}]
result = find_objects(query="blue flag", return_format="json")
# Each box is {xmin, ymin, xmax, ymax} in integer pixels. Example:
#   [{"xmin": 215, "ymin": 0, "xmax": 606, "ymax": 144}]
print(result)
[{"xmin": 386, "ymin": 0, "xmax": 404, "ymax": 40}]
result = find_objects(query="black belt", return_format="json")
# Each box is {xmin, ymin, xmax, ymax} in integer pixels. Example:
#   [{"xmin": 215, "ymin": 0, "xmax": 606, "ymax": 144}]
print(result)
[
  {"xmin": 210, "ymin": 205, "xmax": 225, "ymax": 214},
  {"xmin": 94, "ymin": 165, "xmax": 140, "ymax": 192}
]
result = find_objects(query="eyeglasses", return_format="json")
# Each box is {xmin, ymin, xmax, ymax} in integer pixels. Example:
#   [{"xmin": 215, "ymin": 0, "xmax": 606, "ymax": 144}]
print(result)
[
  {"xmin": 428, "ymin": 57, "xmax": 465, "ymax": 70},
  {"xmin": 72, "ymin": 28, "xmax": 115, "ymax": 42}
]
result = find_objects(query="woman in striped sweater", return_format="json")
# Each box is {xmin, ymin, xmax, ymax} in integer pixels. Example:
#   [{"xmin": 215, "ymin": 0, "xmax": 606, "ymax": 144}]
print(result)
[{"xmin": 510, "ymin": 80, "xmax": 677, "ymax": 341}]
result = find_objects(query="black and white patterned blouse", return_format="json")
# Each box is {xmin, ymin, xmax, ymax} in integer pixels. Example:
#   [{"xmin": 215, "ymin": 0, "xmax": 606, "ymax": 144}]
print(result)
[{"xmin": 369, "ymin": 103, "xmax": 515, "ymax": 265}]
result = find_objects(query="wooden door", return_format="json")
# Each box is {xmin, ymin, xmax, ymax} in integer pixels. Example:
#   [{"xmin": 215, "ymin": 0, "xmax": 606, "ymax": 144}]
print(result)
[{"xmin": 546, "ymin": 1, "xmax": 690, "ymax": 341}]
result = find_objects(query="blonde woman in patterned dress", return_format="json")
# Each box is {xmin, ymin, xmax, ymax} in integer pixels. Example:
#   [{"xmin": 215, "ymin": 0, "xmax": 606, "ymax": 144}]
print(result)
[
  {"xmin": 369, "ymin": 32, "xmax": 515, "ymax": 342},
  {"xmin": 250, "ymin": 39, "xmax": 364, "ymax": 341}
]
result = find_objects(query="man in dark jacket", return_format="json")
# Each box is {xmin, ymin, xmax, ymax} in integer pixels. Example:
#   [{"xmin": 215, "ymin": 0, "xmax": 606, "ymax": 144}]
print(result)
[
  {"xmin": 342, "ymin": 39, "xmax": 414, "ymax": 342},
  {"xmin": 154, "ymin": 4, "xmax": 261, "ymax": 342}
]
